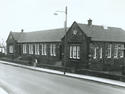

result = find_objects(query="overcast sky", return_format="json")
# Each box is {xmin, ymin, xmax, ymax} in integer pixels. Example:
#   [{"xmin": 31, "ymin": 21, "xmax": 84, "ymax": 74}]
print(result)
[{"xmin": 0, "ymin": 0, "xmax": 125, "ymax": 44}]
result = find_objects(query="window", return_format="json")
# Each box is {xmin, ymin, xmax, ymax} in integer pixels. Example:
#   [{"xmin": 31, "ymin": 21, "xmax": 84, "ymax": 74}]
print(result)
[
  {"xmin": 90, "ymin": 43, "xmax": 102, "ymax": 59},
  {"xmin": 107, "ymin": 44, "xmax": 112, "ymax": 58},
  {"xmin": 50, "ymin": 44, "xmax": 56, "ymax": 56},
  {"xmin": 29, "ymin": 44, "xmax": 33, "ymax": 54},
  {"xmin": 73, "ymin": 30, "xmax": 78, "ymax": 35},
  {"xmin": 114, "ymin": 44, "xmax": 118, "ymax": 58},
  {"xmin": 93, "ymin": 47, "xmax": 97, "ymax": 59},
  {"xmin": 77, "ymin": 46, "xmax": 80, "ymax": 59},
  {"xmin": 99, "ymin": 48, "xmax": 102, "ymax": 58},
  {"xmin": 89, "ymin": 43, "xmax": 94, "ymax": 58},
  {"xmin": 9, "ymin": 45, "xmax": 13, "ymax": 53},
  {"xmin": 41, "ymin": 44, "xmax": 47, "ymax": 55},
  {"xmin": 70, "ymin": 45, "xmax": 80, "ymax": 59},
  {"xmin": 119, "ymin": 44, "xmax": 124, "ymax": 58},
  {"xmin": 35, "ymin": 44, "xmax": 40, "ymax": 55},
  {"xmin": 70, "ymin": 46, "xmax": 73, "ymax": 58},
  {"xmin": 23, "ymin": 44, "xmax": 27, "ymax": 54},
  {"xmin": 1, "ymin": 48, "xmax": 4, "ymax": 53},
  {"xmin": 73, "ymin": 46, "xmax": 77, "ymax": 58}
]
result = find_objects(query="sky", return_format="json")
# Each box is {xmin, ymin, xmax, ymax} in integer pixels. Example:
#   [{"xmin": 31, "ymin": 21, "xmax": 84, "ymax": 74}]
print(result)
[{"xmin": 0, "ymin": 0, "xmax": 125, "ymax": 45}]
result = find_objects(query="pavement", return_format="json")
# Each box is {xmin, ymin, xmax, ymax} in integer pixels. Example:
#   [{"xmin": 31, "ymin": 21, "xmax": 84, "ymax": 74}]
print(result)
[
  {"xmin": 0, "ymin": 88, "xmax": 8, "ymax": 94},
  {"xmin": 0, "ymin": 60, "xmax": 125, "ymax": 88}
]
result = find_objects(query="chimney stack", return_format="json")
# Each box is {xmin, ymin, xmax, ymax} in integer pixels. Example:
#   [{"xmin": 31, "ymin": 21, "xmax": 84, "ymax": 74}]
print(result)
[
  {"xmin": 88, "ymin": 18, "xmax": 92, "ymax": 26},
  {"xmin": 21, "ymin": 29, "xmax": 24, "ymax": 32}
]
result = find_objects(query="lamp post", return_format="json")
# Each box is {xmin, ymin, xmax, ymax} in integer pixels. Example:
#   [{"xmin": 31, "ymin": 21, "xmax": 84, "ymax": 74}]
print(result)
[{"xmin": 54, "ymin": 6, "xmax": 68, "ymax": 74}]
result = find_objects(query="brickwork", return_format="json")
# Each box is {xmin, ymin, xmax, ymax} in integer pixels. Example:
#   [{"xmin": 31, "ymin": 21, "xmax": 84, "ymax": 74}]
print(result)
[{"xmin": 89, "ymin": 41, "xmax": 125, "ymax": 71}]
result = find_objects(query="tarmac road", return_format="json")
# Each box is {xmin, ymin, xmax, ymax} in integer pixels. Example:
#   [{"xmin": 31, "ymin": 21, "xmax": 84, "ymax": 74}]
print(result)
[{"xmin": 0, "ymin": 62, "xmax": 125, "ymax": 94}]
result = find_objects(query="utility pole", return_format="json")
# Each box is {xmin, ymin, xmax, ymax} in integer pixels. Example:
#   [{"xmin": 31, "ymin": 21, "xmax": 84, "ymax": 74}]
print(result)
[
  {"xmin": 64, "ymin": 6, "xmax": 67, "ymax": 74},
  {"xmin": 54, "ymin": 6, "xmax": 68, "ymax": 74}
]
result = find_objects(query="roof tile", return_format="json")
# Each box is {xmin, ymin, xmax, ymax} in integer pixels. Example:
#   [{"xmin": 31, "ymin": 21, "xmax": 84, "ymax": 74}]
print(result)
[
  {"xmin": 78, "ymin": 23, "xmax": 125, "ymax": 42},
  {"xmin": 12, "ymin": 28, "xmax": 66, "ymax": 43},
  {"xmin": 11, "ymin": 22, "xmax": 125, "ymax": 43}
]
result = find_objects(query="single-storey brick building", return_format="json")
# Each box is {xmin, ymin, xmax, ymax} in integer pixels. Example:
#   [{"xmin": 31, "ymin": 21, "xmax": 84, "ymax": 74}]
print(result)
[{"xmin": 6, "ymin": 19, "xmax": 125, "ymax": 71}]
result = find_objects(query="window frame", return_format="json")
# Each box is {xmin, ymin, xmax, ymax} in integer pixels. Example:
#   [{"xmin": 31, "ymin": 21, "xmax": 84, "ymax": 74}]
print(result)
[
  {"xmin": 114, "ymin": 44, "xmax": 118, "ymax": 58},
  {"xmin": 41, "ymin": 43, "xmax": 47, "ymax": 55},
  {"xmin": 99, "ymin": 47, "xmax": 102, "ymax": 59},
  {"xmin": 93, "ymin": 47, "xmax": 97, "ymax": 59},
  {"xmin": 119, "ymin": 44, "xmax": 124, "ymax": 58},
  {"xmin": 107, "ymin": 44, "xmax": 112, "ymax": 58},
  {"xmin": 23, "ymin": 44, "xmax": 27, "ymax": 54},
  {"xmin": 50, "ymin": 44, "xmax": 56, "ymax": 56},
  {"xmin": 77, "ymin": 46, "xmax": 80, "ymax": 59},
  {"xmin": 35, "ymin": 44, "xmax": 40, "ymax": 55},
  {"xmin": 69, "ymin": 45, "xmax": 80, "ymax": 59},
  {"xmin": 29, "ymin": 44, "xmax": 33, "ymax": 55},
  {"xmin": 9, "ymin": 45, "xmax": 14, "ymax": 53}
]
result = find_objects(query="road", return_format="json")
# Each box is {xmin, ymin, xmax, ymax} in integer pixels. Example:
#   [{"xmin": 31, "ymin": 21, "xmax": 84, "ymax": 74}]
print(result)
[{"xmin": 0, "ymin": 62, "xmax": 125, "ymax": 94}]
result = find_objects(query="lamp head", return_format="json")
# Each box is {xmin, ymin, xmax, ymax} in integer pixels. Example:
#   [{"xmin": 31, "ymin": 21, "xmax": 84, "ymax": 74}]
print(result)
[{"xmin": 53, "ymin": 13, "xmax": 58, "ymax": 15}]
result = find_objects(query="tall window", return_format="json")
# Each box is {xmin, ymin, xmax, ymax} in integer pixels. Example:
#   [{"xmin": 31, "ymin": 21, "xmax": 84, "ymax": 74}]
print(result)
[
  {"xmin": 99, "ymin": 47, "xmax": 102, "ymax": 58},
  {"xmin": 107, "ymin": 44, "xmax": 112, "ymax": 58},
  {"xmin": 41, "ymin": 44, "xmax": 47, "ymax": 55},
  {"xmin": 114, "ymin": 44, "xmax": 118, "ymax": 58},
  {"xmin": 23, "ymin": 44, "xmax": 27, "ymax": 54},
  {"xmin": 89, "ymin": 43, "xmax": 94, "ymax": 59},
  {"xmin": 77, "ymin": 46, "xmax": 80, "ymax": 59},
  {"xmin": 70, "ymin": 45, "xmax": 80, "ymax": 59},
  {"xmin": 35, "ymin": 44, "xmax": 40, "ymax": 55},
  {"xmin": 119, "ymin": 44, "xmax": 124, "ymax": 58},
  {"xmin": 50, "ymin": 44, "xmax": 56, "ymax": 56},
  {"xmin": 70, "ymin": 46, "xmax": 73, "ymax": 58},
  {"xmin": 29, "ymin": 44, "xmax": 33, "ymax": 54},
  {"xmin": 9, "ymin": 45, "xmax": 14, "ymax": 53},
  {"xmin": 73, "ymin": 46, "xmax": 77, "ymax": 58},
  {"xmin": 93, "ymin": 47, "xmax": 97, "ymax": 59}
]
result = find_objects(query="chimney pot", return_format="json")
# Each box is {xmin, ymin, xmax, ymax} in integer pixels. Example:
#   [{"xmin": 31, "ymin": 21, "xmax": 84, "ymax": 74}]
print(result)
[
  {"xmin": 88, "ymin": 19, "xmax": 92, "ymax": 26},
  {"xmin": 21, "ymin": 29, "xmax": 24, "ymax": 32}
]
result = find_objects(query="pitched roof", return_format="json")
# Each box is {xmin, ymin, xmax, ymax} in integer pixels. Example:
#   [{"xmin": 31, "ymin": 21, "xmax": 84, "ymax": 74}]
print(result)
[
  {"xmin": 78, "ymin": 23, "xmax": 125, "ymax": 42},
  {"xmin": 10, "ymin": 22, "xmax": 125, "ymax": 43},
  {"xmin": 11, "ymin": 28, "xmax": 66, "ymax": 43},
  {"xmin": 11, "ymin": 32, "xmax": 22, "ymax": 41}
]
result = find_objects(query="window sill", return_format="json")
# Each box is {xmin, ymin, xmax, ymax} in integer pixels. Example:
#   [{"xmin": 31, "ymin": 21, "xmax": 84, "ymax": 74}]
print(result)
[
  {"xmin": 114, "ymin": 56, "xmax": 118, "ymax": 59},
  {"xmin": 69, "ymin": 58, "xmax": 80, "ymax": 60},
  {"xmin": 50, "ymin": 55, "xmax": 56, "ymax": 57},
  {"xmin": 107, "ymin": 57, "xmax": 111, "ymax": 58},
  {"xmin": 41, "ymin": 55, "xmax": 47, "ymax": 56},
  {"xmin": 120, "ymin": 56, "xmax": 124, "ymax": 58}
]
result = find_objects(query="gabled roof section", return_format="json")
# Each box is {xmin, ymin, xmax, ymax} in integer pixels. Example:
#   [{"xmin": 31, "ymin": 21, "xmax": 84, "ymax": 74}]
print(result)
[
  {"xmin": 77, "ymin": 23, "xmax": 125, "ymax": 42},
  {"xmin": 9, "ymin": 28, "xmax": 66, "ymax": 43},
  {"xmin": 7, "ymin": 22, "xmax": 125, "ymax": 43},
  {"xmin": 6, "ymin": 31, "xmax": 22, "ymax": 43},
  {"xmin": 11, "ymin": 32, "xmax": 22, "ymax": 41}
]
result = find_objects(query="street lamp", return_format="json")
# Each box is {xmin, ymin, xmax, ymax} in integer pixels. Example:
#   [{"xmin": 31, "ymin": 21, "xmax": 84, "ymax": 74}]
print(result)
[
  {"xmin": 54, "ymin": 6, "xmax": 67, "ymax": 31},
  {"xmin": 54, "ymin": 6, "xmax": 68, "ymax": 74}
]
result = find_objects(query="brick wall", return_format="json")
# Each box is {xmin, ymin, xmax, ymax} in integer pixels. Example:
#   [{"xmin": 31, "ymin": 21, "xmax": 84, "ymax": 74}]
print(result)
[
  {"xmin": 20, "ymin": 42, "xmax": 62, "ymax": 65},
  {"xmin": 89, "ymin": 41, "xmax": 125, "ymax": 71}
]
